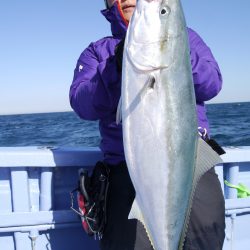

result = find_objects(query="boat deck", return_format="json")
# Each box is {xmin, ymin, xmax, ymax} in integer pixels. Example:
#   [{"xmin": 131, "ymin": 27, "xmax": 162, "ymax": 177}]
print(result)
[{"xmin": 0, "ymin": 146, "xmax": 250, "ymax": 250}]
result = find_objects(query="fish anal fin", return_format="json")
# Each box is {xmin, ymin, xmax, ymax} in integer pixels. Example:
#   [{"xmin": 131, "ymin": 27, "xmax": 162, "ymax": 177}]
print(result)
[
  {"xmin": 129, "ymin": 198, "xmax": 156, "ymax": 249},
  {"xmin": 128, "ymin": 198, "xmax": 143, "ymax": 221},
  {"xmin": 178, "ymin": 137, "xmax": 223, "ymax": 249}
]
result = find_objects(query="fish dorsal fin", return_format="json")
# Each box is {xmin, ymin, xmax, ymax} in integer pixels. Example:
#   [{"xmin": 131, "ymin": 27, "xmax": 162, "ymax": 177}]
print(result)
[
  {"xmin": 193, "ymin": 137, "xmax": 223, "ymax": 190},
  {"xmin": 116, "ymin": 96, "xmax": 122, "ymax": 124},
  {"xmin": 178, "ymin": 137, "xmax": 223, "ymax": 249}
]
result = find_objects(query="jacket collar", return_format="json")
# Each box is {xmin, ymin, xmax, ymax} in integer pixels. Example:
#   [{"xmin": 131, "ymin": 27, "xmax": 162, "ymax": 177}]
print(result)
[{"xmin": 101, "ymin": 2, "xmax": 128, "ymax": 39}]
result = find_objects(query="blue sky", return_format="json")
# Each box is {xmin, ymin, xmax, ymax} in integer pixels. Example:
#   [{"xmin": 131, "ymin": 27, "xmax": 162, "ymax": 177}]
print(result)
[{"xmin": 0, "ymin": 0, "xmax": 249, "ymax": 115}]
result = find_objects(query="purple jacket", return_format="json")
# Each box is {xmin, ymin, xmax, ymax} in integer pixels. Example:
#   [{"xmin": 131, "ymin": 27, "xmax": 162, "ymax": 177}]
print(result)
[{"xmin": 69, "ymin": 4, "xmax": 222, "ymax": 165}]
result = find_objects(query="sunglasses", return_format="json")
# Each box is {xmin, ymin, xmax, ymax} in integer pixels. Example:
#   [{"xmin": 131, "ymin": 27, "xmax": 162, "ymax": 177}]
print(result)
[
  {"xmin": 104, "ymin": 0, "xmax": 118, "ymax": 9},
  {"xmin": 104, "ymin": 0, "xmax": 109, "ymax": 9}
]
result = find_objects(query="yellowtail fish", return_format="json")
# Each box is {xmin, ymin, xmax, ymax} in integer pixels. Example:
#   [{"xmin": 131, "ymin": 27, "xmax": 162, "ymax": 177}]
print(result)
[{"xmin": 118, "ymin": 0, "xmax": 222, "ymax": 249}]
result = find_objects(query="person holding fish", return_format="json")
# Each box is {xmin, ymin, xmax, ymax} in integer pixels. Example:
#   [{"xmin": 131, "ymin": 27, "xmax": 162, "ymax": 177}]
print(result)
[{"xmin": 69, "ymin": 0, "xmax": 225, "ymax": 249}]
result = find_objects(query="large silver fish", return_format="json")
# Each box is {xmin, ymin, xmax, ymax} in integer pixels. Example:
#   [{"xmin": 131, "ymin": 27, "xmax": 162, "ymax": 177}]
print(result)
[{"xmin": 118, "ymin": 0, "xmax": 222, "ymax": 249}]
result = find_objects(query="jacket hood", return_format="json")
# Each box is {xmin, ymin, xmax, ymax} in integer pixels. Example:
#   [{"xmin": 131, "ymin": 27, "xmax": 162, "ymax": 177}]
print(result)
[{"xmin": 101, "ymin": 2, "xmax": 128, "ymax": 39}]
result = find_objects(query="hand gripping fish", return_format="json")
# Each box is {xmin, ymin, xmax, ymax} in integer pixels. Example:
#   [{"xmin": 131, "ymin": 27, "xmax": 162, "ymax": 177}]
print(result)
[{"xmin": 117, "ymin": 0, "xmax": 223, "ymax": 249}]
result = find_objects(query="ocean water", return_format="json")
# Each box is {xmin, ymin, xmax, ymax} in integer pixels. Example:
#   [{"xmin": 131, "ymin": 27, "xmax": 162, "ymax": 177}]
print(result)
[{"xmin": 0, "ymin": 102, "xmax": 249, "ymax": 147}]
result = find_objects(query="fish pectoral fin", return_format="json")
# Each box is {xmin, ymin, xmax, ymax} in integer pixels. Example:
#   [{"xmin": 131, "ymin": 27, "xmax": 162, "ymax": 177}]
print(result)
[
  {"xmin": 116, "ymin": 96, "xmax": 122, "ymax": 124},
  {"xmin": 178, "ymin": 137, "xmax": 223, "ymax": 250},
  {"xmin": 128, "ymin": 198, "xmax": 144, "ymax": 222}
]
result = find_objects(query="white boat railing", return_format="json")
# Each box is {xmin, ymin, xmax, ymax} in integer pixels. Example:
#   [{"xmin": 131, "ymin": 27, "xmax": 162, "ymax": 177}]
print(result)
[{"xmin": 0, "ymin": 146, "xmax": 250, "ymax": 250}]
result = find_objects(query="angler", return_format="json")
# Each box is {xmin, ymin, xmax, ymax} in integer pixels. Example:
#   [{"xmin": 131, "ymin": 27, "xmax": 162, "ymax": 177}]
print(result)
[{"xmin": 69, "ymin": 0, "xmax": 225, "ymax": 249}]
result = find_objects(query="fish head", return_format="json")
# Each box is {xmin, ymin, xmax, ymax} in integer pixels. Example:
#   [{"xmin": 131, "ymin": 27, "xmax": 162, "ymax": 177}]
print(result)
[{"xmin": 125, "ymin": 0, "xmax": 187, "ymax": 71}]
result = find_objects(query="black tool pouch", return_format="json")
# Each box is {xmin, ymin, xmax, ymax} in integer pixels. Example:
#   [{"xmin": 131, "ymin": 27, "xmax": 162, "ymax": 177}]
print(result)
[{"xmin": 70, "ymin": 161, "xmax": 110, "ymax": 240}]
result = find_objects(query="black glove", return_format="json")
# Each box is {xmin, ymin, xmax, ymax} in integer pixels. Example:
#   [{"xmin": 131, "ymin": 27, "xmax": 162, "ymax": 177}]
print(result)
[
  {"xmin": 205, "ymin": 138, "xmax": 226, "ymax": 155},
  {"xmin": 115, "ymin": 38, "xmax": 125, "ymax": 72}
]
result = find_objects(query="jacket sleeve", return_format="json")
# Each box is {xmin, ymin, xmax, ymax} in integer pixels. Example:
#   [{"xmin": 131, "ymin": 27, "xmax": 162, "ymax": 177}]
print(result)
[
  {"xmin": 189, "ymin": 28, "xmax": 223, "ymax": 103},
  {"xmin": 69, "ymin": 42, "xmax": 121, "ymax": 121}
]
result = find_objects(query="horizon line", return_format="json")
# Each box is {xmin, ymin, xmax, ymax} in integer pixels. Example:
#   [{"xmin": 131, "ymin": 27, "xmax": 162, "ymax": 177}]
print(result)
[{"xmin": 0, "ymin": 100, "xmax": 249, "ymax": 116}]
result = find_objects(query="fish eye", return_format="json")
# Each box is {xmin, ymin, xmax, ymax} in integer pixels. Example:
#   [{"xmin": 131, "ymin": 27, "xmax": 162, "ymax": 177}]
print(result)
[{"xmin": 160, "ymin": 6, "xmax": 170, "ymax": 17}]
